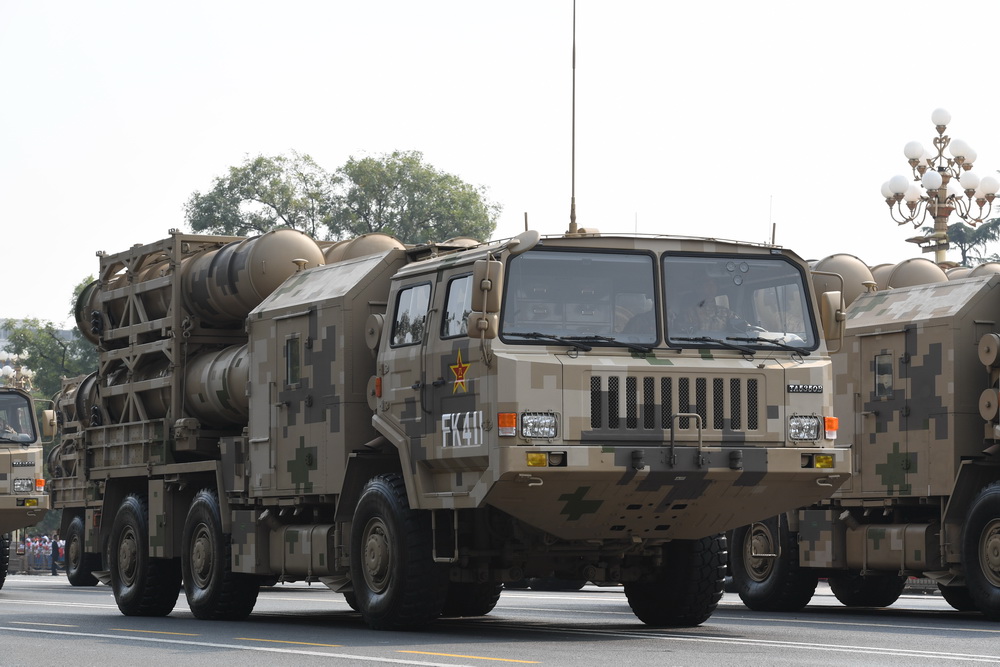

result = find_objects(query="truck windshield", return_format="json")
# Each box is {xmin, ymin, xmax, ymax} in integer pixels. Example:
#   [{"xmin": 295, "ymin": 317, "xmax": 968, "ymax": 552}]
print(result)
[
  {"xmin": 663, "ymin": 253, "xmax": 816, "ymax": 350},
  {"xmin": 0, "ymin": 392, "xmax": 36, "ymax": 443},
  {"xmin": 500, "ymin": 249, "xmax": 657, "ymax": 347}
]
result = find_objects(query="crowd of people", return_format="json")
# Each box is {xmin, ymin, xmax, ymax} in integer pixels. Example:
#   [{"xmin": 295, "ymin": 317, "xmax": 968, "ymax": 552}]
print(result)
[{"xmin": 17, "ymin": 532, "xmax": 64, "ymax": 575}]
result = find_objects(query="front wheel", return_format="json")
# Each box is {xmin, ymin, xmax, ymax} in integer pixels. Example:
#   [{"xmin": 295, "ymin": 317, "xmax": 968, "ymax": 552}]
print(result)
[
  {"xmin": 962, "ymin": 481, "xmax": 1000, "ymax": 620},
  {"xmin": 939, "ymin": 584, "xmax": 977, "ymax": 612},
  {"xmin": 828, "ymin": 572, "xmax": 906, "ymax": 608},
  {"xmin": 624, "ymin": 533, "xmax": 726, "ymax": 627},
  {"xmin": 730, "ymin": 515, "xmax": 818, "ymax": 612},
  {"xmin": 181, "ymin": 488, "xmax": 259, "ymax": 620},
  {"xmin": 109, "ymin": 495, "xmax": 181, "ymax": 616},
  {"xmin": 350, "ymin": 473, "xmax": 448, "ymax": 629},
  {"xmin": 65, "ymin": 516, "xmax": 99, "ymax": 587},
  {"xmin": 440, "ymin": 581, "xmax": 503, "ymax": 617}
]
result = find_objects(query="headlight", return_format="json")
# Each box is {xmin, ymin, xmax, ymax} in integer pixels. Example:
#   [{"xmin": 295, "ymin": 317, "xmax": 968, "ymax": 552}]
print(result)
[
  {"xmin": 521, "ymin": 412, "xmax": 558, "ymax": 439},
  {"xmin": 13, "ymin": 478, "xmax": 33, "ymax": 493},
  {"xmin": 788, "ymin": 415, "xmax": 821, "ymax": 441}
]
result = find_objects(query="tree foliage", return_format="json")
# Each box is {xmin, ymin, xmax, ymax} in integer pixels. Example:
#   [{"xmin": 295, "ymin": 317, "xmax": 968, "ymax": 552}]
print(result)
[
  {"xmin": 926, "ymin": 219, "xmax": 1000, "ymax": 266},
  {"xmin": 185, "ymin": 152, "xmax": 336, "ymax": 238},
  {"xmin": 2, "ymin": 278, "xmax": 99, "ymax": 399},
  {"xmin": 328, "ymin": 150, "xmax": 499, "ymax": 243},
  {"xmin": 185, "ymin": 150, "xmax": 499, "ymax": 243}
]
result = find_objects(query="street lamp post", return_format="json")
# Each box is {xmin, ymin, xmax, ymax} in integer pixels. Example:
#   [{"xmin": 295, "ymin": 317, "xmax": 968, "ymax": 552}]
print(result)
[{"xmin": 882, "ymin": 108, "xmax": 1000, "ymax": 264}]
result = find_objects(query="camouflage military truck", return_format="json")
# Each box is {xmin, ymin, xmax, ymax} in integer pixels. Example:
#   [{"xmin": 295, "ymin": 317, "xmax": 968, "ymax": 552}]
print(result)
[
  {"xmin": 0, "ymin": 384, "xmax": 51, "ymax": 588},
  {"xmin": 48, "ymin": 228, "xmax": 850, "ymax": 629},
  {"xmin": 730, "ymin": 267, "xmax": 1000, "ymax": 620}
]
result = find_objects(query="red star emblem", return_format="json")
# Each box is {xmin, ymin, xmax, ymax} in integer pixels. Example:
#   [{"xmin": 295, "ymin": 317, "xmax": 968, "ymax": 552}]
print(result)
[{"xmin": 450, "ymin": 349, "xmax": 470, "ymax": 393}]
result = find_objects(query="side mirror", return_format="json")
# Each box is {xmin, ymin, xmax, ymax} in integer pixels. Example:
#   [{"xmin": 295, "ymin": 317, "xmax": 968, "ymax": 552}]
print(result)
[
  {"xmin": 819, "ymin": 290, "xmax": 845, "ymax": 350},
  {"xmin": 41, "ymin": 409, "xmax": 57, "ymax": 438},
  {"xmin": 467, "ymin": 312, "xmax": 498, "ymax": 339},
  {"xmin": 471, "ymin": 259, "xmax": 502, "ymax": 313}
]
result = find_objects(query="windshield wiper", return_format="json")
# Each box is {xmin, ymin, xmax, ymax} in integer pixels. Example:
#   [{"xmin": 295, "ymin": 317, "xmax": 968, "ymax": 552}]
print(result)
[
  {"xmin": 506, "ymin": 332, "xmax": 593, "ymax": 351},
  {"xmin": 672, "ymin": 336, "xmax": 755, "ymax": 354},
  {"xmin": 728, "ymin": 336, "xmax": 811, "ymax": 355},
  {"xmin": 564, "ymin": 335, "xmax": 653, "ymax": 354}
]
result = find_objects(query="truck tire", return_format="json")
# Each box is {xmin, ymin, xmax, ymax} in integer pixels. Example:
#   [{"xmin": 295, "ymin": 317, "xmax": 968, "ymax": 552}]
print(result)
[
  {"xmin": 0, "ymin": 533, "xmax": 9, "ymax": 590},
  {"xmin": 66, "ymin": 516, "xmax": 99, "ymax": 587},
  {"xmin": 828, "ymin": 572, "xmax": 906, "ymax": 607},
  {"xmin": 350, "ymin": 473, "xmax": 448, "ymax": 629},
  {"xmin": 730, "ymin": 514, "xmax": 818, "ymax": 611},
  {"xmin": 962, "ymin": 481, "xmax": 1000, "ymax": 620},
  {"xmin": 181, "ymin": 489, "xmax": 259, "ymax": 620},
  {"xmin": 624, "ymin": 533, "xmax": 726, "ymax": 627},
  {"xmin": 440, "ymin": 581, "xmax": 503, "ymax": 617},
  {"xmin": 109, "ymin": 494, "xmax": 181, "ymax": 616},
  {"xmin": 938, "ymin": 584, "xmax": 977, "ymax": 612}
]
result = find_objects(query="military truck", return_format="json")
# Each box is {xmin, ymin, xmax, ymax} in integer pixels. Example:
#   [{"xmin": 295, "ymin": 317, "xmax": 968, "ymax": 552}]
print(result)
[
  {"xmin": 730, "ymin": 261, "xmax": 1000, "ymax": 620},
  {"xmin": 48, "ymin": 227, "xmax": 850, "ymax": 629},
  {"xmin": 0, "ymin": 383, "xmax": 51, "ymax": 588}
]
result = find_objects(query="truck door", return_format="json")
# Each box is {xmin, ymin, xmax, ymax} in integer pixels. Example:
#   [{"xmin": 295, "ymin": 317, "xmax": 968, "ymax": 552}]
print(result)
[
  {"xmin": 382, "ymin": 279, "xmax": 434, "ymax": 444},
  {"xmin": 272, "ymin": 312, "xmax": 328, "ymax": 493},
  {"xmin": 859, "ymin": 331, "xmax": 922, "ymax": 498},
  {"xmin": 421, "ymin": 270, "xmax": 487, "ymax": 465}
]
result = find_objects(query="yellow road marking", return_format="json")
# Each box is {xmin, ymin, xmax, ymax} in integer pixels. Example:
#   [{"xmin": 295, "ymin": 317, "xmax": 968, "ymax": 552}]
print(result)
[
  {"xmin": 11, "ymin": 621, "xmax": 77, "ymax": 628},
  {"xmin": 111, "ymin": 628, "xmax": 200, "ymax": 636},
  {"xmin": 236, "ymin": 638, "xmax": 343, "ymax": 647},
  {"xmin": 399, "ymin": 651, "xmax": 538, "ymax": 663}
]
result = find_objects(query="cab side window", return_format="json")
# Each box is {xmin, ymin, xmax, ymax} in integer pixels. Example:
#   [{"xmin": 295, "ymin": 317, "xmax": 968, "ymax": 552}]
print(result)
[
  {"xmin": 442, "ymin": 274, "xmax": 473, "ymax": 338},
  {"xmin": 392, "ymin": 283, "xmax": 431, "ymax": 346}
]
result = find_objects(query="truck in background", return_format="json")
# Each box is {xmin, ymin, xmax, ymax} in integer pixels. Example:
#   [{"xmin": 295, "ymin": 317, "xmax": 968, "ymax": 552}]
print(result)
[
  {"xmin": 1, "ymin": 377, "xmax": 51, "ymax": 588},
  {"xmin": 730, "ymin": 255, "xmax": 1000, "ymax": 620},
  {"xmin": 48, "ymin": 227, "xmax": 850, "ymax": 629}
]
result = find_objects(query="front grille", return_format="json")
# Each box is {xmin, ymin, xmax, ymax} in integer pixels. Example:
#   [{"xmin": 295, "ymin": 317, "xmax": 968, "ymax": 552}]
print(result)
[{"xmin": 589, "ymin": 374, "xmax": 761, "ymax": 435}]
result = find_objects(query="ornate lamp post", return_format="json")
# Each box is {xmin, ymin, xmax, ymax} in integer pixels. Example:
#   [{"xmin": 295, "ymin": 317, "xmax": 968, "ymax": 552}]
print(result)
[
  {"xmin": 0, "ymin": 352, "xmax": 34, "ymax": 392},
  {"xmin": 881, "ymin": 108, "xmax": 1000, "ymax": 264}
]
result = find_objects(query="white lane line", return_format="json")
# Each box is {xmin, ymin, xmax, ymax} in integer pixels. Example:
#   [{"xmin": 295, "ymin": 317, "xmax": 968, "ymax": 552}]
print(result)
[{"xmin": 0, "ymin": 626, "xmax": 472, "ymax": 666}]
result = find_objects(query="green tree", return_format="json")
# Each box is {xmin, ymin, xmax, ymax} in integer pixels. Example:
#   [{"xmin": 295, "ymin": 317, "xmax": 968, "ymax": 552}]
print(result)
[
  {"xmin": 327, "ymin": 150, "xmax": 499, "ymax": 243},
  {"xmin": 185, "ymin": 152, "xmax": 336, "ymax": 238},
  {"xmin": 2, "ymin": 278, "xmax": 99, "ymax": 399},
  {"xmin": 185, "ymin": 150, "xmax": 500, "ymax": 244},
  {"xmin": 924, "ymin": 219, "xmax": 1000, "ymax": 266}
]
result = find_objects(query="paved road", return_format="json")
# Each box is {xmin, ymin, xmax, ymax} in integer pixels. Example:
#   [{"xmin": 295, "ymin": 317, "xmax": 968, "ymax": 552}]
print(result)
[{"xmin": 1, "ymin": 574, "xmax": 997, "ymax": 666}]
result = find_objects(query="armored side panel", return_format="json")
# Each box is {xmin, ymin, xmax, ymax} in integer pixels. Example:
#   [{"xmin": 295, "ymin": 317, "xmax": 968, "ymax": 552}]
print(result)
[
  {"xmin": 246, "ymin": 249, "xmax": 408, "ymax": 499},
  {"xmin": 833, "ymin": 275, "xmax": 1000, "ymax": 501}
]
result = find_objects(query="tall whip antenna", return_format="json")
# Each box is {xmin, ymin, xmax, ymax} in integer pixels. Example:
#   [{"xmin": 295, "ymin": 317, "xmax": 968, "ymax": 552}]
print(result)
[{"xmin": 568, "ymin": 0, "xmax": 578, "ymax": 234}]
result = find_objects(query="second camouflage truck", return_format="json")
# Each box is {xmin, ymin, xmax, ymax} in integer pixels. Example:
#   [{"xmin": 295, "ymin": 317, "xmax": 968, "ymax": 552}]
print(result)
[
  {"xmin": 0, "ymin": 381, "xmax": 50, "ymax": 587},
  {"xmin": 48, "ymin": 227, "xmax": 850, "ymax": 629},
  {"xmin": 729, "ymin": 257, "xmax": 1000, "ymax": 620}
]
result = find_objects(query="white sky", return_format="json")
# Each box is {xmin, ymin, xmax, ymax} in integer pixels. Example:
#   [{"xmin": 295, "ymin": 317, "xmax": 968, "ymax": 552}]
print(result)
[{"xmin": 4, "ymin": 0, "xmax": 1000, "ymax": 326}]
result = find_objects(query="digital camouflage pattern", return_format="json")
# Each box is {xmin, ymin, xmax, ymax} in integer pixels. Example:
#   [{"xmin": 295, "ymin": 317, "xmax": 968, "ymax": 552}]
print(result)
[
  {"xmin": 49, "ymin": 229, "xmax": 848, "ymax": 602},
  {"xmin": 795, "ymin": 274, "xmax": 1000, "ymax": 577}
]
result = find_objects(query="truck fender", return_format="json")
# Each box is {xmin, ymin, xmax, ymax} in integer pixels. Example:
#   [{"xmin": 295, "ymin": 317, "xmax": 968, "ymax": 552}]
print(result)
[
  {"xmin": 942, "ymin": 461, "xmax": 1000, "ymax": 563},
  {"xmin": 334, "ymin": 442, "xmax": 403, "ymax": 524}
]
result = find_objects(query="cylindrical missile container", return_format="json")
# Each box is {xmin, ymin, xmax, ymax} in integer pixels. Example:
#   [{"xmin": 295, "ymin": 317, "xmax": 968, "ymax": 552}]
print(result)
[{"xmin": 182, "ymin": 229, "xmax": 325, "ymax": 327}]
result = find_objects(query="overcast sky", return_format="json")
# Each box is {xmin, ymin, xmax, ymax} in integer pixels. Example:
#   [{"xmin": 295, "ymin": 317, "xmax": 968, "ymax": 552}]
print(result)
[{"xmin": 4, "ymin": 0, "xmax": 1000, "ymax": 326}]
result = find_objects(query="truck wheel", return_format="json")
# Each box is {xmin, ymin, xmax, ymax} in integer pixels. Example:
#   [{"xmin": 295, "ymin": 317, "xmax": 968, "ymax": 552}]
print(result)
[
  {"xmin": 962, "ymin": 481, "xmax": 1000, "ymax": 620},
  {"xmin": 938, "ymin": 584, "xmax": 977, "ymax": 612},
  {"xmin": 828, "ymin": 572, "xmax": 906, "ymax": 607},
  {"xmin": 440, "ymin": 581, "xmax": 503, "ymax": 617},
  {"xmin": 350, "ymin": 473, "xmax": 448, "ymax": 629},
  {"xmin": 109, "ymin": 494, "xmax": 181, "ymax": 616},
  {"xmin": 730, "ymin": 515, "xmax": 818, "ymax": 611},
  {"xmin": 624, "ymin": 533, "xmax": 726, "ymax": 627},
  {"xmin": 66, "ymin": 516, "xmax": 99, "ymax": 587},
  {"xmin": 0, "ymin": 533, "xmax": 9, "ymax": 590},
  {"xmin": 182, "ymin": 489, "xmax": 259, "ymax": 620},
  {"xmin": 343, "ymin": 590, "xmax": 360, "ymax": 611}
]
